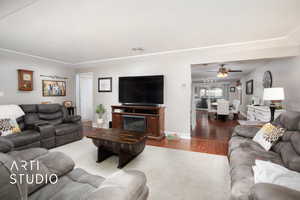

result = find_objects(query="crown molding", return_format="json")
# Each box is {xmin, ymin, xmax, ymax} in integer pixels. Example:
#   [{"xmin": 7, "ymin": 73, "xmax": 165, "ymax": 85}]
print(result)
[
  {"xmin": 0, "ymin": 0, "xmax": 40, "ymax": 21},
  {"xmin": 72, "ymin": 36, "xmax": 288, "ymax": 67},
  {"xmin": 0, "ymin": 35, "xmax": 293, "ymax": 67},
  {"xmin": 0, "ymin": 48, "xmax": 72, "ymax": 65}
]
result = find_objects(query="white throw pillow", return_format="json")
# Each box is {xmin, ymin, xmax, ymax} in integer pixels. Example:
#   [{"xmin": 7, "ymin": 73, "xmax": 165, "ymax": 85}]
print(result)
[
  {"xmin": 253, "ymin": 160, "xmax": 300, "ymax": 192},
  {"xmin": 253, "ymin": 123, "xmax": 285, "ymax": 151}
]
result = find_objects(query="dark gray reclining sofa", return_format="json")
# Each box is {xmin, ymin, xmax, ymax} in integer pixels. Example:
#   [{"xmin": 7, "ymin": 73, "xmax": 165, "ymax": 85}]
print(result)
[
  {"xmin": 0, "ymin": 148, "xmax": 149, "ymax": 200},
  {"xmin": 228, "ymin": 111, "xmax": 300, "ymax": 200},
  {"xmin": 0, "ymin": 104, "xmax": 83, "ymax": 152}
]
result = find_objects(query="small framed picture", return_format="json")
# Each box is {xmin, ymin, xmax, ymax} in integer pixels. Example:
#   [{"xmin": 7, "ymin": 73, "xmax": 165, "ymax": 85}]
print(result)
[
  {"xmin": 18, "ymin": 69, "xmax": 34, "ymax": 91},
  {"xmin": 246, "ymin": 80, "xmax": 253, "ymax": 95},
  {"xmin": 63, "ymin": 101, "xmax": 73, "ymax": 108},
  {"xmin": 98, "ymin": 77, "xmax": 112, "ymax": 92},
  {"xmin": 230, "ymin": 87, "xmax": 236, "ymax": 92}
]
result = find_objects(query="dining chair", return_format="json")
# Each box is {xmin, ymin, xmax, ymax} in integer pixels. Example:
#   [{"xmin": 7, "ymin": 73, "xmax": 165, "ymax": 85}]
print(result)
[
  {"xmin": 207, "ymin": 99, "xmax": 217, "ymax": 119},
  {"xmin": 217, "ymin": 99, "xmax": 230, "ymax": 121},
  {"xmin": 230, "ymin": 100, "xmax": 240, "ymax": 120}
]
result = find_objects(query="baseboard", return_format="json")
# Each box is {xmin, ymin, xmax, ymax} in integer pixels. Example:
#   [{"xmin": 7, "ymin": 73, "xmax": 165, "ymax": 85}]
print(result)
[{"xmin": 165, "ymin": 131, "xmax": 191, "ymax": 139}]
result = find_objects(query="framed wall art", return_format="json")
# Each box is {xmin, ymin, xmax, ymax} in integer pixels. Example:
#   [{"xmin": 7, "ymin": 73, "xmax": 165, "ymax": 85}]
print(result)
[
  {"xmin": 246, "ymin": 80, "xmax": 253, "ymax": 95},
  {"xmin": 42, "ymin": 80, "xmax": 66, "ymax": 96},
  {"xmin": 98, "ymin": 77, "xmax": 112, "ymax": 92},
  {"xmin": 18, "ymin": 69, "xmax": 33, "ymax": 91}
]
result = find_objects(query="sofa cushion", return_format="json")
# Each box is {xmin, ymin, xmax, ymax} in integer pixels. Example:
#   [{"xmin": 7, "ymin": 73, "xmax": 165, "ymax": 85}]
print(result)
[
  {"xmin": 29, "ymin": 168, "xmax": 105, "ymax": 200},
  {"xmin": 0, "ymin": 153, "xmax": 27, "ymax": 200},
  {"xmin": 20, "ymin": 104, "xmax": 40, "ymax": 128},
  {"xmin": 55, "ymin": 123, "xmax": 81, "ymax": 136},
  {"xmin": 37, "ymin": 104, "xmax": 64, "ymax": 125},
  {"xmin": 0, "ymin": 138, "xmax": 13, "ymax": 153},
  {"xmin": 251, "ymin": 183, "xmax": 300, "ymax": 200},
  {"xmin": 4, "ymin": 130, "xmax": 40, "ymax": 148},
  {"xmin": 274, "ymin": 142, "xmax": 300, "ymax": 173},
  {"xmin": 273, "ymin": 111, "xmax": 300, "ymax": 131},
  {"xmin": 8, "ymin": 148, "xmax": 75, "ymax": 195},
  {"xmin": 37, "ymin": 104, "xmax": 61, "ymax": 113},
  {"xmin": 8, "ymin": 148, "xmax": 48, "ymax": 161},
  {"xmin": 233, "ymin": 125, "xmax": 260, "ymax": 138},
  {"xmin": 291, "ymin": 133, "xmax": 300, "ymax": 155},
  {"xmin": 229, "ymin": 135, "xmax": 283, "ymax": 200}
]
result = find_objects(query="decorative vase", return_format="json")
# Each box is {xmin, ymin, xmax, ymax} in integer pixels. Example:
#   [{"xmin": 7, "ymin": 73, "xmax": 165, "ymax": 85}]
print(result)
[{"xmin": 97, "ymin": 118, "xmax": 104, "ymax": 128}]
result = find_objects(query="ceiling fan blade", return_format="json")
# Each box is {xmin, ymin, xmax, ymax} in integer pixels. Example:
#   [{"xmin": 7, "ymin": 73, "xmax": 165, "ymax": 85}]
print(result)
[
  {"xmin": 228, "ymin": 70, "xmax": 242, "ymax": 72},
  {"xmin": 205, "ymin": 70, "xmax": 219, "ymax": 72}
]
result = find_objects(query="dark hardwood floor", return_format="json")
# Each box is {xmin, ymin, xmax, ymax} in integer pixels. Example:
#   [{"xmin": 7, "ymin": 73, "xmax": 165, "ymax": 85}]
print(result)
[
  {"xmin": 191, "ymin": 110, "xmax": 238, "ymax": 141},
  {"xmin": 82, "ymin": 111, "xmax": 240, "ymax": 156}
]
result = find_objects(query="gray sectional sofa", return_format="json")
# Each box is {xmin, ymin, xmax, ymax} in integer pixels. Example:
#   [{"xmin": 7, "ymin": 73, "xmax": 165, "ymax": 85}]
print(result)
[
  {"xmin": 0, "ymin": 104, "xmax": 83, "ymax": 152},
  {"xmin": 0, "ymin": 148, "xmax": 149, "ymax": 200},
  {"xmin": 228, "ymin": 111, "xmax": 300, "ymax": 200}
]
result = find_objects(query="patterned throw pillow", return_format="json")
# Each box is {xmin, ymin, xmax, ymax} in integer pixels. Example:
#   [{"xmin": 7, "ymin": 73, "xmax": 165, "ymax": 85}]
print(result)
[
  {"xmin": 0, "ymin": 118, "xmax": 21, "ymax": 136},
  {"xmin": 253, "ymin": 123, "xmax": 285, "ymax": 151}
]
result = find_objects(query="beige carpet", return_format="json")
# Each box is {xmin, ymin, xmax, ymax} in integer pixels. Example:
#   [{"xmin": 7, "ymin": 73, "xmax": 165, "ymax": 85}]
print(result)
[{"xmin": 52, "ymin": 137, "xmax": 231, "ymax": 200}]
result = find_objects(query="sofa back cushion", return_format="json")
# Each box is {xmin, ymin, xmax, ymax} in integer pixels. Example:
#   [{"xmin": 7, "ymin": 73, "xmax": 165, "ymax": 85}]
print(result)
[
  {"xmin": 20, "ymin": 104, "xmax": 39, "ymax": 129},
  {"xmin": 273, "ymin": 111, "xmax": 300, "ymax": 131},
  {"xmin": 0, "ymin": 153, "xmax": 27, "ymax": 200},
  {"xmin": 37, "ymin": 104, "xmax": 63, "ymax": 125},
  {"xmin": 272, "ymin": 130, "xmax": 300, "ymax": 172},
  {"xmin": 8, "ymin": 148, "xmax": 75, "ymax": 195}
]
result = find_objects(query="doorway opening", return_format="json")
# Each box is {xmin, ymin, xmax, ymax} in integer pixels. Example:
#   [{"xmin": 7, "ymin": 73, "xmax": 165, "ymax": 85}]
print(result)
[{"xmin": 76, "ymin": 72, "xmax": 93, "ymax": 125}]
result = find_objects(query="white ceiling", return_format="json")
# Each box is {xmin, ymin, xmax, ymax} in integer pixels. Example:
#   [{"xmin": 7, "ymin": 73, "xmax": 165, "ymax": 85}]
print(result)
[
  {"xmin": 191, "ymin": 59, "xmax": 272, "ymax": 81},
  {"xmin": 0, "ymin": 0, "xmax": 300, "ymax": 64}
]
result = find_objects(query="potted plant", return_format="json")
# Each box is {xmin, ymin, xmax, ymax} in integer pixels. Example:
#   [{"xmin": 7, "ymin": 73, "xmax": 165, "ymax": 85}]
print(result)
[{"xmin": 96, "ymin": 104, "xmax": 106, "ymax": 126}]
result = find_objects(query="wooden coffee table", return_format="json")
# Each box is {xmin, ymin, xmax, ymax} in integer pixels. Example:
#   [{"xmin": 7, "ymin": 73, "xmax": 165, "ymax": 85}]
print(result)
[{"xmin": 86, "ymin": 128, "xmax": 147, "ymax": 168}]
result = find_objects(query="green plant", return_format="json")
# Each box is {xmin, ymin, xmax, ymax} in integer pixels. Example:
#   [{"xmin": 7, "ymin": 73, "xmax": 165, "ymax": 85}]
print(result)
[{"xmin": 95, "ymin": 104, "xmax": 106, "ymax": 118}]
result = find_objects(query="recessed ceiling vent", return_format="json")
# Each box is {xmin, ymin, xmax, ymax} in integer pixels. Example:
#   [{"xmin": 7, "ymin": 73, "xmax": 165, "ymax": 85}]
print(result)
[{"xmin": 132, "ymin": 47, "xmax": 145, "ymax": 52}]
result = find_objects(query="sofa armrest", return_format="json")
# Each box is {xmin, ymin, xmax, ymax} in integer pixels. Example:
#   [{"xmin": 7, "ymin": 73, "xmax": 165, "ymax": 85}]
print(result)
[
  {"xmin": 35, "ymin": 124, "xmax": 55, "ymax": 139},
  {"xmin": 251, "ymin": 183, "xmax": 300, "ymax": 200},
  {"xmin": 233, "ymin": 125, "xmax": 260, "ymax": 138},
  {"xmin": 26, "ymin": 120, "xmax": 50, "ymax": 130},
  {"xmin": 64, "ymin": 115, "xmax": 81, "ymax": 123},
  {"xmin": 0, "ymin": 138, "xmax": 13, "ymax": 153},
  {"xmin": 84, "ymin": 170, "xmax": 148, "ymax": 200}
]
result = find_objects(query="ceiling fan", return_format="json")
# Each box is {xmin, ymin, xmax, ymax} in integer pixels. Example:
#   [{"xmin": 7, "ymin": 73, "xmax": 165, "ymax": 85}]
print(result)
[{"xmin": 206, "ymin": 64, "xmax": 243, "ymax": 78}]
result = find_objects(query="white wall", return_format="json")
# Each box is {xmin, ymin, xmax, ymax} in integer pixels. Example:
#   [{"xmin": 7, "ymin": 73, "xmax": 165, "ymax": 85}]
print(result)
[
  {"xmin": 78, "ymin": 57, "xmax": 191, "ymax": 136},
  {"xmin": 77, "ymin": 43, "xmax": 300, "ymax": 136},
  {"xmin": 0, "ymin": 51, "xmax": 76, "ymax": 105},
  {"xmin": 241, "ymin": 56, "xmax": 300, "ymax": 114}
]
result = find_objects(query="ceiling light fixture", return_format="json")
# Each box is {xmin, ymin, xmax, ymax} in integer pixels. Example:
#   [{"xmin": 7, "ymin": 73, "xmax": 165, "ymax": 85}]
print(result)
[{"xmin": 217, "ymin": 71, "xmax": 228, "ymax": 78}]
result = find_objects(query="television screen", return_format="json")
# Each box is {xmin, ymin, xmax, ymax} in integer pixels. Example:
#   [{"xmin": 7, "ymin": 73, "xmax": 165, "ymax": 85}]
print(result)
[{"xmin": 119, "ymin": 75, "xmax": 164, "ymax": 105}]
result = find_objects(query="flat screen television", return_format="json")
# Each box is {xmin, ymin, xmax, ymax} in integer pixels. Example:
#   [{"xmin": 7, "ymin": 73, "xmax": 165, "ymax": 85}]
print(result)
[{"xmin": 119, "ymin": 75, "xmax": 164, "ymax": 105}]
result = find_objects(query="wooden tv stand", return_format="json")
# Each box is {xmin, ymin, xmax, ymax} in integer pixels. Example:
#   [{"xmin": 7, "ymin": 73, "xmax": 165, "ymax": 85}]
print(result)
[{"xmin": 111, "ymin": 105, "xmax": 165, "ymax": 140}]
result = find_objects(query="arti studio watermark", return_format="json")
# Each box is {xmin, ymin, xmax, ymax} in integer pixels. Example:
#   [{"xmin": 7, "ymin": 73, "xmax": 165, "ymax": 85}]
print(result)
[{"xmin": 10, "ymin": 160, "xmax": 58, "ymax": 185}]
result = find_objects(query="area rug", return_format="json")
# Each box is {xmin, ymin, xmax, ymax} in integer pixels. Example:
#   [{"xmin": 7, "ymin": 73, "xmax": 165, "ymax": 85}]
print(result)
[{"xmin": 52, "ymin": 137, "xmax": 231, "ymax": 200}]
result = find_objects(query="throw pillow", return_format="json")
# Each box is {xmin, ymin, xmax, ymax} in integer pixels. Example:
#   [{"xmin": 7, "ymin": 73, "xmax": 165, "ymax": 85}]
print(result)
[
  {"xmin": 253, "ymin": 123, "xmax": 285, "ymax": 151},
  {"xmin": 0, "ymin": 118, "xmax": 21, "ymax": 136}
]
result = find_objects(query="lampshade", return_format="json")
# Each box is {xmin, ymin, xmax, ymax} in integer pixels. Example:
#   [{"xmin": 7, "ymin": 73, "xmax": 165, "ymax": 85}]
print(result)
[{"xmin": 263, "ymin": 88, "xmax": 285, "ymax": 101}]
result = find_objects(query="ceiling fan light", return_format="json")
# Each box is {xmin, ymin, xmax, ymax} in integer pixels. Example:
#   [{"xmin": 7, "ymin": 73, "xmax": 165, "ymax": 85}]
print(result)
[
  {"xmin": 217, "ymin": 72, "xmax": 228, "ymax": 78},
  {"xmin": 217, "ymin": 72, "xmax": 223, "ymax": 78}
]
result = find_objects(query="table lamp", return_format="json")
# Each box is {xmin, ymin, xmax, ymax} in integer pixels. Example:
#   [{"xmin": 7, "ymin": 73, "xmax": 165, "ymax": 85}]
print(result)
[{"xmin": 263, "ymin": 88, "xmax": 285, "ymax": 122}]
